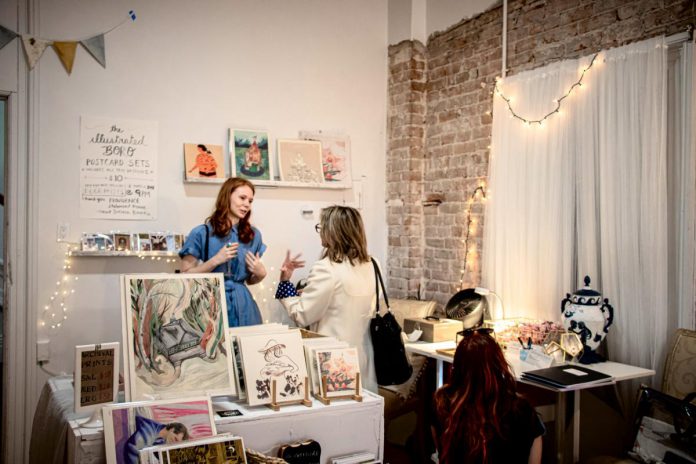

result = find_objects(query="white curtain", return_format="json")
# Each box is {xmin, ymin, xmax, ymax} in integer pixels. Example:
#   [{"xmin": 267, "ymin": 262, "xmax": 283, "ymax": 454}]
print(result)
[{"xmin": 482, "ymin": 36, "xmax": 693, "ymax": 375}]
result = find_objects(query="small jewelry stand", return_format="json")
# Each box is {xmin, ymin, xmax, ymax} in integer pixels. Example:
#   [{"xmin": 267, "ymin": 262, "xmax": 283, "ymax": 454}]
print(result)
[
  {"xmin": 314, "ymin": 373, "xmax": 363, "ymax": 405},
  {"xmin": 266, "ymin": 376, "xmax": 312, "ymax": 411}
]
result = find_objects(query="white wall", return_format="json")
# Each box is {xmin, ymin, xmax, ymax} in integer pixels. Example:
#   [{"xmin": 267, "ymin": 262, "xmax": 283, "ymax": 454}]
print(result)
[{"xmin": 0, "ymin": 0, "xmax": 388, "ymax": 455}]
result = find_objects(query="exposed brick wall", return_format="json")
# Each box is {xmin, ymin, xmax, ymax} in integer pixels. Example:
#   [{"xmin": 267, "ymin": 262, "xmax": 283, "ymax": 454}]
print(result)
[
  {"xmin": 387, "ymin": 41, "xmax": 427, "ymax": 299},
  {"xmin": 387, "ymin": 0, "xmax": 695, "ymax": 307}
]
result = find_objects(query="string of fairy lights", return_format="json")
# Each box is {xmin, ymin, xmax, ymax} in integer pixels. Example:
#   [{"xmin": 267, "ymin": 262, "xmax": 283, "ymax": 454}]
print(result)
[
  {"xmin": 459, "ymin": 185, "xmax": 487, "ymax": 291},
  {"xmin": 39, "ymin": 239, "xmax": 180, "ymax": 331},
  {"xmin": 494, "ymin": 52, "xmax": 600, "ymax": 127}
]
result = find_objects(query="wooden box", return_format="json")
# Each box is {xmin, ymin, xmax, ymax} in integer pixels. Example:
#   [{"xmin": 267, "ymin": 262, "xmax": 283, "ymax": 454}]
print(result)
[{"xmin": 403, "ymin": 317, "xmax": 463, "ymax": 343}]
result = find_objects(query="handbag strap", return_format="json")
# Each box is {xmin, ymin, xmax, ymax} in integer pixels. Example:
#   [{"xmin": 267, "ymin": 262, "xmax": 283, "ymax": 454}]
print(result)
[
  {"xmin": 204, "ymin": 223, "xmax": 210, "ymax": 262},
  {"xmin": 371, "ymin": 257, "xmax": 390, "ymax": 313}
]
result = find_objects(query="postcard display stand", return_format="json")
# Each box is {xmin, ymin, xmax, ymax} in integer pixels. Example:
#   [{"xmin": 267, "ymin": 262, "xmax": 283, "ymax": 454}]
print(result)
[
  {"xmin": 315, "ymin": 373, "xmax": 363, "ymax": 405},
  {"xmin": 268, "ymin": 376, "xmax": 313, "ymax": 411}
]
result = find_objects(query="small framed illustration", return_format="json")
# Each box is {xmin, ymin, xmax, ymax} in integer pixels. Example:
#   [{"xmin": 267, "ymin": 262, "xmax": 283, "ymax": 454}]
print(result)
[
  {"xmin": 140, "ymin": 434, "xmax": 246, "ymax": 464},
  {"xmin": 150, "ymin": 233, "xmax": 168, "ymax": 251},
  {"xmin": 230, "ymin": 129, "xmax": 272, "ymax": 181},
  {"xmin": 137, "ymin": 233, "xmax": 152, "ymax": 251},
  {"xmin": 315, "ymin": 347, "xmax": 361, "ymax": 397},
  {"xmin": 103, "ymin": 396, "xmax": 216, "ymax": 464},
  {"xmin": 81, "ymin": 233, "xmax": 99, "ymax": 251},
  {"xmin": 237, "ymin": 330, "xmax": 308, "ymax": 407},
  {"xmin": 184, "ymin": 143, "xmax": 225, "ymax": 181},
  {"xmin": 277, "ymin": 139, "xmax": 324, "ymax": 184},
  {"xmin": 113, "ymin": 233, "xmax": 133, "ymax": 252},
  {"xmin": 299, "ymin": 131, "xmax": 352, "ymax": 186},
  {"xmin": 74, "ymin": 342, "xmax": 120, "ymax": 415}
]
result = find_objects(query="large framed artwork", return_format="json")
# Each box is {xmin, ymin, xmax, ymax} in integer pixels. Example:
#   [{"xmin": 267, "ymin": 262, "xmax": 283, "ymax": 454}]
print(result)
[
  {"xmin": 103, "ymin": 396, "xmax": 216, "ymax": 464},
  {"xmin": 237, "ymin": 330, "xmax": 308, "ymax": 407},
  {"xmin": 184, "ymin": 143, "xmax": 225, "ymax": 181},
  {"xmin": 277, "ymin": 139, "xmax": 324, "ymax": 184},
  {"xmin": 230, "ymin": 129, "xmax": 272, "ymax": 181},
  {"xmin": 121, "ymin": 273, "xmax": 236, "ymax": 400},
  {"xmin": 299, "ymin": 131, "xmax": 352, "ymax": 186}
]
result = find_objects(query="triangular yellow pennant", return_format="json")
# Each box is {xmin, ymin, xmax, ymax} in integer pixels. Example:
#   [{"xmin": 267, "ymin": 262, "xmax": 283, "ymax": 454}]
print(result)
[
  {"xmin": 52, "ymin": 41, "xmax": 78, "ymax": 74},
  {"xmin": 21, "ymin": 35, "xmax": 51, "ymax": 69}
]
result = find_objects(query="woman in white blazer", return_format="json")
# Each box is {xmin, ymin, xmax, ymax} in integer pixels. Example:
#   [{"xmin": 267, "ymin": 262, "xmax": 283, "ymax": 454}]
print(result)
[{"xmin": 274, "ymin": 205, "xmax": 378, "ymax": 393}]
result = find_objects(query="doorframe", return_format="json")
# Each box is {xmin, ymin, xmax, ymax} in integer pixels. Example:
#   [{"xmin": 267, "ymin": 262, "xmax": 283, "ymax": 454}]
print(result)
[{"xmin": 2, "ymin": 0, "xmax": 39, "ymax": 460}]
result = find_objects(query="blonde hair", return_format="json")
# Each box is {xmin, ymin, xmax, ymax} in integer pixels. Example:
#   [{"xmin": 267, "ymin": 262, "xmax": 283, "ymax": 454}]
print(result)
[{"xmin": 320, "ymin": 206, "xmax": 370, "ymax": 265}]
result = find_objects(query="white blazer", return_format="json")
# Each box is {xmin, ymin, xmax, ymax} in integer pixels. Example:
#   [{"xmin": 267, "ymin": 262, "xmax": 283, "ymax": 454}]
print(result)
[{"xmin": 279, "ymin": 257, "xmax": 378, "ymax": 393}]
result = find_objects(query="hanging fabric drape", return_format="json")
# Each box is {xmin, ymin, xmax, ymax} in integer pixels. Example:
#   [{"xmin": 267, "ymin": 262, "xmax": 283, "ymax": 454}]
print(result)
[{"xmin": 482, "ymin": 36, "xmax": 692, "ymax": 377}]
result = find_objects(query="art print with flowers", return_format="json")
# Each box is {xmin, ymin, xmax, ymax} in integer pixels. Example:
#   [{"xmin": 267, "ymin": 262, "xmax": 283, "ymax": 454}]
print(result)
[
  {"xmin": 299, "ymin": 131, "xmax": 352, "ymax": 186},
  {"xmin": 237, "ymin": 330, "xmax": 308, "ymax": 406},
  {"xmin": 315, "ymin": 347, "xmax": 360, "ymax": 397}
]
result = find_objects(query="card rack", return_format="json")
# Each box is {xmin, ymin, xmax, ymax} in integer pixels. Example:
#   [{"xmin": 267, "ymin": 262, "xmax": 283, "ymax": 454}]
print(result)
[
  {"xmin": 267, "ymin": 376, "xmax": 312, "ymax": 411},
  {"xmin": 314, "ymin": 372, "xmax": 363, "ymax": 405}
]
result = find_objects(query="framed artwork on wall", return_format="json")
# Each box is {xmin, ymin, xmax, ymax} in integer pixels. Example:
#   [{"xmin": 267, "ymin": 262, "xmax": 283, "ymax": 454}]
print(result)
[
  {"xmin": 277, "ymin": 139, "xmax": 323, "ymax": 184},
  {"xmin": 103, "ymin": 396, "xmax": 216, "ymax": 464},
  {"xmin": 230, "ymin": 129, "xmax": 272, "ymax": 181},
  {"xmin": 299, "ymin": 131, "xmax": 352, "ymax": 186},
  {"xmin": 184, "ymin": 143, "xmax": 225, "ymax": 181},
  {"xmin": 121, "ymin": 273, "xmax": 236, "ymax": 400}
]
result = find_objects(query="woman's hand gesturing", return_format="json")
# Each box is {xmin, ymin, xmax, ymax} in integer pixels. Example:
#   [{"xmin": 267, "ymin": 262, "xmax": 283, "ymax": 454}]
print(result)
[{"xmin": 280, "ymin": 250, "xmax": 305, "ymax": 281}]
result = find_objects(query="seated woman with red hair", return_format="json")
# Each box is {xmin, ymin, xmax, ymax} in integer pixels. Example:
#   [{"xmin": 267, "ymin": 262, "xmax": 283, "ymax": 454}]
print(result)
[{"xmin": 432, "ymin": 328, "xmax": 545, "ymax": 463}]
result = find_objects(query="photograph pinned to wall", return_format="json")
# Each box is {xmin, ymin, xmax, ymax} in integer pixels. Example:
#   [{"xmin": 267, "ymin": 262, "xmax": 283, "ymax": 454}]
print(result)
[
  {"xmin": 121, "ymin": 273, "xmax": 236, "ymax": 400},
  {"xmin": 184, "ymin": 143, "xmax": 225, "ymax": 181},
  {"xmin": 137, "ymin": 233, "xmax": 152, "ymax": 251},
  {"xmin": 230, "ymin": 129, "xmax": 272, "ymax": 181},
  {"xmin": 114, "ymin": 233, "xmax": 133, "ymax": 252},
  {"xmin": 277, "ymin": 139, "xmax": 323, "ymax": 184},
  {"xmin": 140, "ymin": 434, "xmax": 246, "ymax": 464},
  {"xmin": 237, "ymin": 330, "xmax": 307, "ymax": 407},
  {"xmin": 299, "ymin": 131, "xmax": 352, "ymax": 186},
  {"xmin": 150, "ymin": 233, "xmax": 168, "ymax": 251},
  {"xmin": 103, "ymin": 396, "xmax": 216, "ymax": 464},
  {"xmin": 74, "ymin": 342, "xmax": 120, "ymax": 415},
  {"xmin": 315, "ymin": 347, "xmax": 360, "ymax": 397}
]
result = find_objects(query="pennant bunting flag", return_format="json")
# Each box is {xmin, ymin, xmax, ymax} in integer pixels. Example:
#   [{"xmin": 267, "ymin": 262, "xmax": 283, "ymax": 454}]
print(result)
[
  {"xmin": 21, "ymin": 35, "xmax": 51, "ymax": 69},
  {"xmin": 3, "ymin": 10, "xmax": 134, "ymax": 73},
  {"xmin": 80, "ymin": 34, "xmax": 106, "ymax": 68},
  {"xmin": 53, "ymin": 41, "xmax": 78, "ymax": 74},
  {"xmin": 0, "ymin": 24, "xmax": 17, "ymax": 50}
]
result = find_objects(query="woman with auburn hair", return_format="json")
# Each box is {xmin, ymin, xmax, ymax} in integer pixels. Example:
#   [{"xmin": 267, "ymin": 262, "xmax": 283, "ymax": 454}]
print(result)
[
  {"xmin": 180, "ymin": 177, "xmax": 267, "ymax": 326},
  {"xmin": 432, "ymin": 329, "xmax": 544, "ymax": 464},
  {"xmin": 274, "ymin": 205, "xmax": 378, "ymax": 392}
]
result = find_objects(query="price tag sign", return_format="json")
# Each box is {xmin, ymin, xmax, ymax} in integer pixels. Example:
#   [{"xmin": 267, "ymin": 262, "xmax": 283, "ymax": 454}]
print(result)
[
  {"xmin": 74, "ymin": 342, "xmax": 120, "ymax": 414},
  {"xmin": 79, "ymin": 116, "xmax": 158, "ymax": 220}
]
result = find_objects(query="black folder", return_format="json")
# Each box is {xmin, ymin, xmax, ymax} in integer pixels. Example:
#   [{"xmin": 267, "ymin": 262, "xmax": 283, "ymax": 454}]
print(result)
[{"xmin": 521, "ymin": 364, "xmax": 614, "ymax": 391}]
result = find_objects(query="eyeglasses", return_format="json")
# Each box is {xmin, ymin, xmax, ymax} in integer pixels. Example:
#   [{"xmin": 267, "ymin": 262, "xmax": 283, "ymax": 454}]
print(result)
[
  {"xmin": 456, "ymin": 327, "xmax": 494, "ymax": 345},
  {"xmin": 314, "ymin": 224, "xmax": 321, "ymax": 233}
]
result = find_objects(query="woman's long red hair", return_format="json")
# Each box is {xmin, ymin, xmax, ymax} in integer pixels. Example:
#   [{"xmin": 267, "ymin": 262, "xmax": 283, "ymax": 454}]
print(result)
[
  {"xmin": 207, "ymin": 177, "xmax": 255, "ymax": 243},
  {"xmin": 433, "ymin": 332, "xmax": 520, "ymax": 463}
]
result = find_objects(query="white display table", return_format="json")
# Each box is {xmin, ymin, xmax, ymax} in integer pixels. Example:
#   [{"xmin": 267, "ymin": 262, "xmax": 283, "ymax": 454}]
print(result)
[{"xmin": 54, "ymin": 375, "xmax": 383, "ymax": 464}]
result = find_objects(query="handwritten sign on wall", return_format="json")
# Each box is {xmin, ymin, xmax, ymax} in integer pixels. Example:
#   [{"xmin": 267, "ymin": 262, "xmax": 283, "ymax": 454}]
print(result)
[
  {"xmin": 80, "ymin": 116, "xmax": 158, "ymax": 220},
  {"xmin": 74, "ymin": 342, "xmax": 120, "ymax": 414}
]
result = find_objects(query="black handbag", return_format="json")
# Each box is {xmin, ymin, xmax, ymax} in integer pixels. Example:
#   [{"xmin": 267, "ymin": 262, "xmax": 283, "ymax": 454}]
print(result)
[{"xmin": 370, "ymin": 258, "xmax": 413, "ymax": 386}]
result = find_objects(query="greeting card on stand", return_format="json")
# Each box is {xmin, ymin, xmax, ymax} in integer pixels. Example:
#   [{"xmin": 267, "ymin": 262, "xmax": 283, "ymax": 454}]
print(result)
[{"xmin": 237, "ymin": 330, "xmax": 307, "ymax": 406}]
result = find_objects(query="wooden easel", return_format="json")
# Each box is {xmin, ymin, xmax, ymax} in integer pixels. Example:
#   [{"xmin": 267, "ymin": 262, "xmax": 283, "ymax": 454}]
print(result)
[
  {"xmin": 267, "ymin": 376, "xmax": 312, "ymax": 411},
  {"xmin": 314, "ymin": 372, "xmax": 363, "ymax": 405}
]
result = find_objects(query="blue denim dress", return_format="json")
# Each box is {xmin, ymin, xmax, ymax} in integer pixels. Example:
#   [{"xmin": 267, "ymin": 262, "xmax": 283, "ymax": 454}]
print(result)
[{"xmin": 179, "ymin": 223, "xmax": 266, "ymax": 327}]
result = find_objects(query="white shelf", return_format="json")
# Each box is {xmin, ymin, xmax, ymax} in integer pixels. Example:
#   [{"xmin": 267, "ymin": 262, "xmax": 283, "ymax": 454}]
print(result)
[
  {"xmin": 184, "ymin": 178, "xmax": 351, "ymax": 190},
  {"xmin": 69, "ymin": 250, "xmax": 180, "ymax": 257}
]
